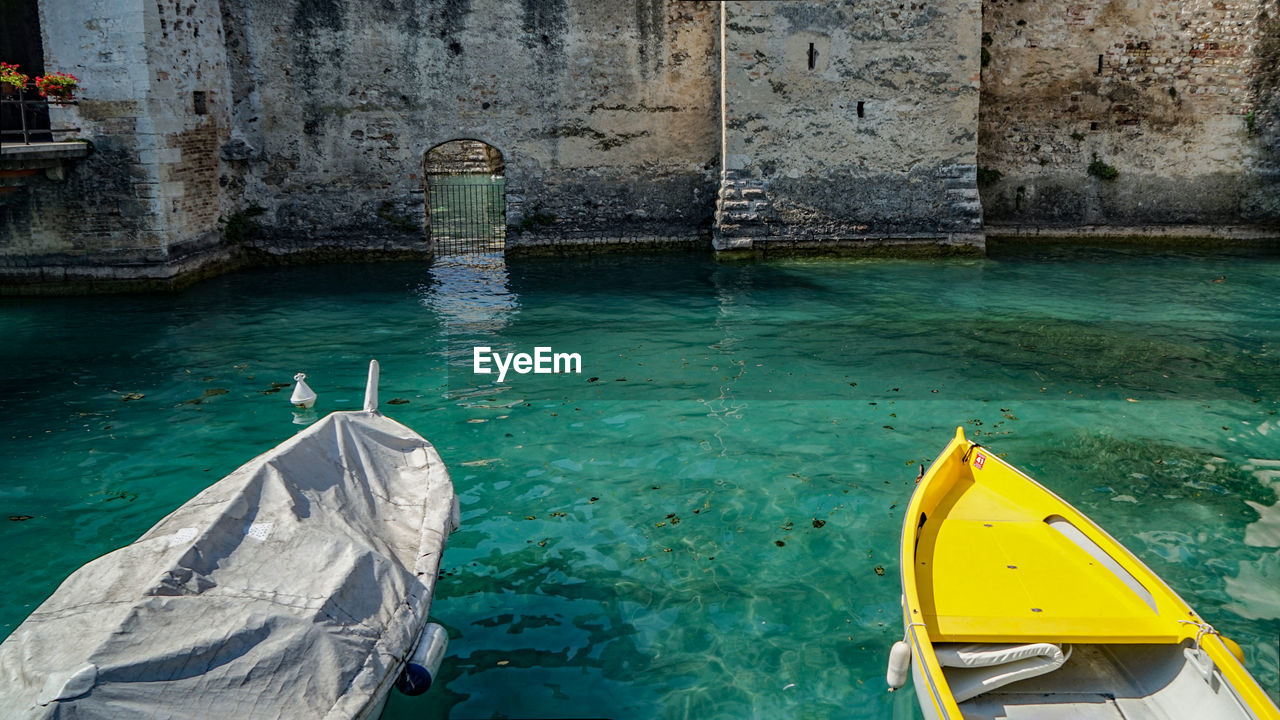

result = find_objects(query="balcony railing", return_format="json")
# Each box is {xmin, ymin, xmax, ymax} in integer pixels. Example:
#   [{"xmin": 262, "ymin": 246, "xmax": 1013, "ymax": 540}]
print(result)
[{"xmin": 0, "ymin": 84, "xmax": 79, "ymax": 147}]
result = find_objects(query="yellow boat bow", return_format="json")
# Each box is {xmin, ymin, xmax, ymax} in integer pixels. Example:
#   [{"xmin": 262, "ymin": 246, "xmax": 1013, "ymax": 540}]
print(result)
[{"xmin": 895, "ymin": 427, "xmax": 1279, "ymax": 720}]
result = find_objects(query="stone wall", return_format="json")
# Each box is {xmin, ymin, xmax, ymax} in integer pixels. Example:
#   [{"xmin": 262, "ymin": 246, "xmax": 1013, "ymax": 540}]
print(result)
[
  {"xmin": 4, "ymin": 0, "xmax": 1280, "ymax": 291},
  {"xmin": 0, "ymin": 0, "xmax": 233, "ymax": 289},
  {"xmin": 715, "ymin": 0, "xmax": 985, "ymax": 252},
  {"xmin": 425, "ymin": 140, "xmax": 504, "ymax": 175},
  {"xmin": 218, "ymin": 0, "xmax": 721, "ymax": 253},
  {"xmin": 979, "ymin": 0, "xmax": 1280, "ymax": 232}
]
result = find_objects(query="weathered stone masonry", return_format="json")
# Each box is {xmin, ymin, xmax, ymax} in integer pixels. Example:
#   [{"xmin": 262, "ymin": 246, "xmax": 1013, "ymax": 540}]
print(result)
[
  {"xmin": 979, "ymin": 0, "xmax": 1280, "ymax": 234},
  {"xmin": 0, "ymin": 0, "xmax": 233, "ymax": 288},
  {"xmin": 715, "ymin": 1, "xmax": 984, "ymax": 253},
  {"xmin": 1, "ymin": 0, "xmax": 1277, "ymax": 291}
]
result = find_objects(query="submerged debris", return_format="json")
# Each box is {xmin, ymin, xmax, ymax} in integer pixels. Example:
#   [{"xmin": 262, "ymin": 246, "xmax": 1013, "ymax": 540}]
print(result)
[
  {"xmin": 874, "ymin": 565, "xmax": 885, "ymax": 576},
  {"xmin": 387, "ymin": 398, "xmax": 410, "ymax": 405},
  {"xmin": 260, "ymin": 381, "xmax": 290, "ymax": 395},
  {"xmin": 812, "ymin": 518, "xmax": 826, "ymax": 529},
  {"xmin": 8, "ymin": 515, "xmax": 33, "ymax": 522},
  {"xmin": 180, "ymin": 388, "xmax": 228, "ymax": 405},
  {"xmin": 119, "ymin": 392, "xmax": 145, "ymax": 402}
]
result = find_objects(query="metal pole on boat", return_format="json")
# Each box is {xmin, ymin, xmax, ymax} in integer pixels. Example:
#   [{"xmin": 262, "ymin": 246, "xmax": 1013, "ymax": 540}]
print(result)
[{"xmin": 364, "ymin": 359, "xmax": 380, "ymax": 412}]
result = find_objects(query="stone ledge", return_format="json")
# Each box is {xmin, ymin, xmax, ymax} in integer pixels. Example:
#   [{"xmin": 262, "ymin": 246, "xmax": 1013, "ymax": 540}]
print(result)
[
  {"xmin": 986, "ymin": 224, "xmax": 1280, "ymax": 242},
  {"xmin": 716, "ymin": 235, "xmax": 987, "ymax": 259},
  {"xmin": 0, "ymin": 231, "xmax": 435, "ymax": 296},
  {"xmin": 0, "ymin": 141, "xmax": 92, "ymax": 163}
]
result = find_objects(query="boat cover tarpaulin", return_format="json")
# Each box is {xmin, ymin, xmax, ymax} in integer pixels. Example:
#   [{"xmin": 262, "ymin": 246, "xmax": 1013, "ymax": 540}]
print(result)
[{"xmin": 0, "ymin": 410, "xmax": 458, "ymax": 719}]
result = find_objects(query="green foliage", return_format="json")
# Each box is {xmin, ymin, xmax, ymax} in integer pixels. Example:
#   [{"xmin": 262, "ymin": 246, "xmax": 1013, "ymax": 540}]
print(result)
[
  {"xmin": 1245, "ymin": 111, "xmax": 1257, "ymax": 136},
  {"xmin": 34, "ymin": 71, "xmax": 79, "ymax": 102},
  {"xmin": 1070, "ymin": 131, "xmax": 1086, "ymax": 142},
  {"xmin": 1087, "ymin": 155, "xmax": 1119, "ymax": 181},
  {"xmin": 981, "ymin": 47, "xmax": 992, "ymax": 68},
  {"xmin": 222, "ymin": 206, "xmax": 265, "ymax": 245},
  {"xmin": 976, "ymin": 167, "xmax": 1003, "ymax": 185},
  {"xmin": 0, "ymin": 62, "xmax": 29, "ymax": 90}
]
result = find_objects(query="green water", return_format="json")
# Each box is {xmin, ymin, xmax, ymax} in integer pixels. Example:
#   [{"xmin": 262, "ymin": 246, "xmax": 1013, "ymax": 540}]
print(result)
[{"xmin": 1, "ymin": 246, "xmax": 1279, "ymax": 718}]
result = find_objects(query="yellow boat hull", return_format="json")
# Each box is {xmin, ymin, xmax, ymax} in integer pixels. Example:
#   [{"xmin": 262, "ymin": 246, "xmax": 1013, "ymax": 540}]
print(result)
[{"xmin": 898, "ymin": 428, "xmax": 1280, "ymax": 719}]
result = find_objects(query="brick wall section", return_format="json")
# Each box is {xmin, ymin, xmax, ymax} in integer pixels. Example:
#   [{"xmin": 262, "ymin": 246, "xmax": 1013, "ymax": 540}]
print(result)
[
  {"xmin": 164, "ymin": 124, "xmax": 223, "ymax": 242},
  {"xmin": 979, "ymin": 0, "xmax": 1280, "ymax": 228}
]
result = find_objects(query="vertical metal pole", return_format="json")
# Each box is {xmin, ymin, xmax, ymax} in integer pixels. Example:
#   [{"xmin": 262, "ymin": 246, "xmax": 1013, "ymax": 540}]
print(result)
[{"xmin": 19, "ymin": 87, "xmax": 30, "ymax": 145}]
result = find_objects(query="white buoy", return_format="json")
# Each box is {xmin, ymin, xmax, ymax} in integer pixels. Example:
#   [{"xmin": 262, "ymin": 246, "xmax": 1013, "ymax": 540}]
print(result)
[
  {"xmin": 887, "ymin": 640, "xmax": 911, "ymax": 690},
  {"xmin": 289, "ymin": 372, "xmax": 317, "ymax": 408}
]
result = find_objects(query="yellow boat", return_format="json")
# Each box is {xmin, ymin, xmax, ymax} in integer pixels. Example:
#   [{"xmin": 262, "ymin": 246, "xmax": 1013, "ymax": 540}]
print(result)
[{"xmin": 890, "ymin": 427, "xmax": 1280, "ymax": 720}]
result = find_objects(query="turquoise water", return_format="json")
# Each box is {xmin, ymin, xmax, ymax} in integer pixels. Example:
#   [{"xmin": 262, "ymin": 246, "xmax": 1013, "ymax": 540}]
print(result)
[{"xmin": 1, "ymin": 245, "xmax": 1279, "ymax": 718}]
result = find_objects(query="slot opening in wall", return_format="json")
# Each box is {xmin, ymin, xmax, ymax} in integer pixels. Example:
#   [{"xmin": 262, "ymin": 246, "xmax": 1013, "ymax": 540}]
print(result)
[
  {"xmin": 1096, "ymin": 55, "xmax": 1103, "ymax": 75},
  {"xmin": 857, "ymin": 101, "xmax": 865, "ymax": 118},
  {"xmin": 808, "ymin": 43, "xmax": 816, "ymax": 71},
  {"xmin": 192, "ymin": 91, "xmax": 207, "ymax": 116}
]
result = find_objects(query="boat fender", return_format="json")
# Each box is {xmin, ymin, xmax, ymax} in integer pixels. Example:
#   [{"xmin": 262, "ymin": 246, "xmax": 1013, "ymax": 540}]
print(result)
[
  {"xmin": 290, "ymin": 373, "xmax": 317, "ymax": 408},
  {"xmin": 396, "ymin": 622, "xmax": 449, "ymax": 696},
  {"xmin": 887, "ymin": 640, "xmax": 911, "ymax": 690},
  {"xmin": 1221, "ymin": 636, "xmax": 1245, "ymax": 664}
]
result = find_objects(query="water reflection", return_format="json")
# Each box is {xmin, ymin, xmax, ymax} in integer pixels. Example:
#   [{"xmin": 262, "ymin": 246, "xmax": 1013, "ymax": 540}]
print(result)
[
  {"xmin": 417, "ymin": 252, "xmax": 518, "ymax": 337},
  {"xmin": 1226, "ymin": 458, "xmax": 1280, "ymax": 621}
]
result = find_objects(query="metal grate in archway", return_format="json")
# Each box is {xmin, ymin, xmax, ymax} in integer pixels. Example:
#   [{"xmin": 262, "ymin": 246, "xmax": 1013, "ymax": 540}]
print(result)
[{"xmin": 427, "ymin": 174, "xmax": 506, "ymax": 255}]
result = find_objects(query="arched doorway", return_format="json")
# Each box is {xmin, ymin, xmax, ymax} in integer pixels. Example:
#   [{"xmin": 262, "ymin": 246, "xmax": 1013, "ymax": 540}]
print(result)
[{"xmin": 424, "ymin": 140, "xmax": 506, "ymax": 255}]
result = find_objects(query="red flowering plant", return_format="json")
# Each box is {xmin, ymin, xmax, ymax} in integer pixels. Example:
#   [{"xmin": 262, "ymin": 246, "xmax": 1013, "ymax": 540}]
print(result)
[
  {"xmin": 35, "ymin": 71, "xmax": 79, "ymax": 103},
  {"xmin": 0, "ymin": 62, "xmax": 29, "ymax": 93}
]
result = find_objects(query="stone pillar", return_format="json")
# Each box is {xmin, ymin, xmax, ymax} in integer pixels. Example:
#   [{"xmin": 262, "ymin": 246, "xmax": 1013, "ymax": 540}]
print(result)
[
  {"xmin": 715, "ymin": 0, "xmax": 985, "ymax": 253},
  {"xmin": 0, "ymin": 0, "xmax": 231, "ymax": 291}
]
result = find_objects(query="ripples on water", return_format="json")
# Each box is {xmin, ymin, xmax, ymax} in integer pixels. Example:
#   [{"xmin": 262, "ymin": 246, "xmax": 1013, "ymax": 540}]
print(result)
[{"xmin": 1, "ymin": 244, "xmax": 1278, "ymax": 717}]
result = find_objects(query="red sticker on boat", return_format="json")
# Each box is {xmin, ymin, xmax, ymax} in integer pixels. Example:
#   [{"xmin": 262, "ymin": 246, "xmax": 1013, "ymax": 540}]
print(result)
[{"xmin": 973, "ymin": 453, "xmax": 986, "ymax": 469}]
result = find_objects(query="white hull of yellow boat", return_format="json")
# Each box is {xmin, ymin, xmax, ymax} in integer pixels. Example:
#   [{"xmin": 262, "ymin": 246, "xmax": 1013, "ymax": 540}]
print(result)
[{"xmin": 896, "ymin": 428, "xmax": 1280, "ymax": 720}]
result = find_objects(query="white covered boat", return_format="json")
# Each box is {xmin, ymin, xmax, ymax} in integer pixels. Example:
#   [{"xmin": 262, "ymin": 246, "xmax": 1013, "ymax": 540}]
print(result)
[{"xmin": 0, "ymin": 361, "xmax": 459, "ymax": 719}]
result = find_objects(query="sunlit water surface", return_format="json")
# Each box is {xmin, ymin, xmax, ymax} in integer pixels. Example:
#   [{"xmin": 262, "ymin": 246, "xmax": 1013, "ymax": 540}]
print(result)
[{"xmin": 1, "ymin": 245, "xmax": 1278, "ymax": 718}]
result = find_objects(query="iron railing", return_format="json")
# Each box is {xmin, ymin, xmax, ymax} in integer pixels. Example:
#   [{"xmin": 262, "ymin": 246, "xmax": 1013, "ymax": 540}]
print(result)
[
  {"xmin": 427, "ymin": 173, "xmax": 506, "ymax": 255},
  {"xmin": 0, "ymin": 84, "xmax": 77, "ymax": 147}
]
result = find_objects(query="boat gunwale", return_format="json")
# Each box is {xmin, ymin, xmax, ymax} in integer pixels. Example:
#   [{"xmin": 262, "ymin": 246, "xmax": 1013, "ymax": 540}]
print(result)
[{"xmin": 897, "ymin": 427, "xmax": 1280, "ymax": 720}]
